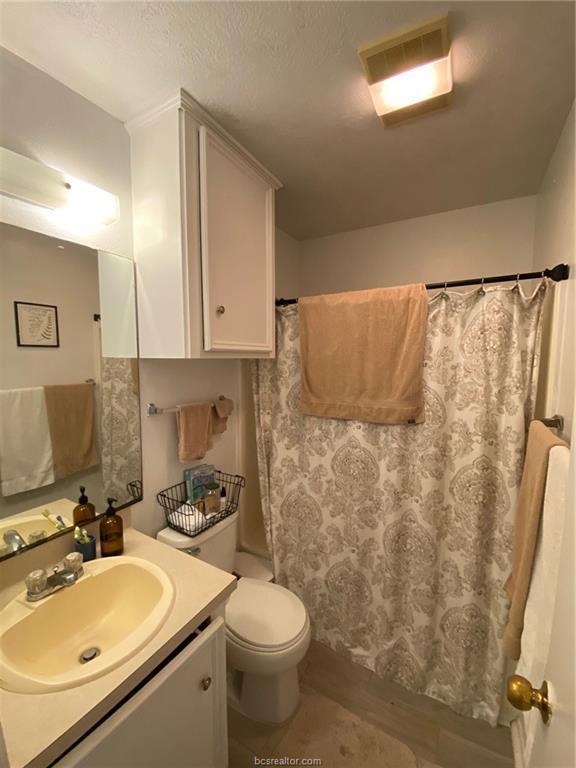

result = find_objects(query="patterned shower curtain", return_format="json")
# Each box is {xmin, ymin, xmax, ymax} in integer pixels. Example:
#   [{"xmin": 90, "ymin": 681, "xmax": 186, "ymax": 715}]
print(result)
[
  {"xmin": 253, "ymin": 283, "xmax": 547, "ymax": 725},
  {"xmin": 100, "ymin": 357, "xmax": 142, "ymax": 506}
]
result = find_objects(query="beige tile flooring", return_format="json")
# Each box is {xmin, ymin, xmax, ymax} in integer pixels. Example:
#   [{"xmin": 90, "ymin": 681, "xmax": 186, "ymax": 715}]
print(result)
[{"xmin": 228, "ymin": 640, "xmax": 514, "ymax": 768}]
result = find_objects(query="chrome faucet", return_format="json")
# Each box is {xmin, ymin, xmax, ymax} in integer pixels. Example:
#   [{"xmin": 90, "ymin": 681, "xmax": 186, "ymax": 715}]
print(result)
[
  {"xmin": 3, "ymin": 529, "xmax": 27, "ymax": 552},
  {"xmin": 25, "ymin": 553, "xmax": 84, "ymax": 602}
]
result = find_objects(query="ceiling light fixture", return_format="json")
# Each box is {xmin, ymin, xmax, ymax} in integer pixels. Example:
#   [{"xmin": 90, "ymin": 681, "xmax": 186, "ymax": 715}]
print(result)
[
  {"xmin": 0, "ymin": 147, "xmax": 120, "ymax": 226},
  {"xmin": 359, "ymin": 14, "xmax": 452, "ymax": 126}
]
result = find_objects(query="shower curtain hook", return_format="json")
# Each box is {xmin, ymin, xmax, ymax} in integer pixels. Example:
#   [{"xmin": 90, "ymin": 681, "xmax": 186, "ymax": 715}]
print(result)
[
  {"xmin": 514, "ymin": 274, "xmax": 520, "ymax": 292},
  {"xmin": 479, "ymin": 276, "xmax": 486, "ymax": 295},
  {"xmin": 442, "ymin": 280, "xmax": 448, "ymax": 298}
]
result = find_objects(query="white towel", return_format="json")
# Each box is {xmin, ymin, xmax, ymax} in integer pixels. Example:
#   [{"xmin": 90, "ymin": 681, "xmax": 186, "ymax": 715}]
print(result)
[{"xmin": 0, "ymin": 388, "xmax": 55, "ymax": 496}]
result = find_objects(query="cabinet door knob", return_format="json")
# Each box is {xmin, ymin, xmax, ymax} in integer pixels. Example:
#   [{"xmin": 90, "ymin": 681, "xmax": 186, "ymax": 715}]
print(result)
[
  {"xmin": 216, "ymin": 305, "xmax": 226, "ymax": 316},
  {"xmin": 201, "ymin": 676, "xmax": 212, "ymax": 691}
]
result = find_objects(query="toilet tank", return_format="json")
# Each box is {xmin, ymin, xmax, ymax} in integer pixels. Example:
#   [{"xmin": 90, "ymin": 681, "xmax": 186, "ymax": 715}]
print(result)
[{"xmin": 156, "ymin": 512, "xmax": 238, "ymax": 573}]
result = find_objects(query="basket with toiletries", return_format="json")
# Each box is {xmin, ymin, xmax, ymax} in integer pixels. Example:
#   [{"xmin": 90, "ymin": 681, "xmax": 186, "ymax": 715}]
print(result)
[{"xmin": 157, "ymin": 467, "xmax": 245, "ymax": 538}]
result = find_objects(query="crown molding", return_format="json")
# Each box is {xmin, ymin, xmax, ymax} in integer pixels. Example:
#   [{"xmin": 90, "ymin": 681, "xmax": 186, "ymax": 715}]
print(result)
[{"xmin": 126, "ymin": 89, "xmax": 282, "ymax": 190}]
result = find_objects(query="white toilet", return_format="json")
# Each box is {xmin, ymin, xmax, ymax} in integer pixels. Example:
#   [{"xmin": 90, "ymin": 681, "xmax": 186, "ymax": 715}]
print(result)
[{"xmin": 157, "ymin": 512, "xmax": 311, "ymax": 723}]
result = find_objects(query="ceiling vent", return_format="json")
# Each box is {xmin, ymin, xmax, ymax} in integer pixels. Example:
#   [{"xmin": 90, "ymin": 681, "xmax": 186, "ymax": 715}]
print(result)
[{"xmin": 358, "ymin": 15, "xmax": 451, "ymax": 126}]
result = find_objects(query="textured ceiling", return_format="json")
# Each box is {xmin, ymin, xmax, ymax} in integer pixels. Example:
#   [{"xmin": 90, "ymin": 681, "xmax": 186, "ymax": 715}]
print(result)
[{"xmin": 1, "ymin": 2, "xmax": 574, "ymax": 240}]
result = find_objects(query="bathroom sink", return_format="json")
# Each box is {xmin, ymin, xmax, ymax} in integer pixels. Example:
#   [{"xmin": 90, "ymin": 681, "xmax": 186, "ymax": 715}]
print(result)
[
  {"xmin": 0, "ymin": 513, "xmax": 73, "ymax": 545},
  {"xmin": 0, "ymin": 556, "xmax": 174, "ymax": 694}
]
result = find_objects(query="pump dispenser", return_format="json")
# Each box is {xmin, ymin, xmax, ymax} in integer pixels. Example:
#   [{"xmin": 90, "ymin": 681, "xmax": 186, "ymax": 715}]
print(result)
[
  {"xmin": 73, "ymin": 486, "xmax": 96, "ymax": 525},
  {"xmin": 100, "ymin": 498, "xmax": 124, "ymax": 557}
]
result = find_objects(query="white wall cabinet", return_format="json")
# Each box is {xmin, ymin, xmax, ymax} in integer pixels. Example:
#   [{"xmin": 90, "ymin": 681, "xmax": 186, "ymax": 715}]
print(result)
[
  {"xmin": 128, "ymin": 90, "xmax": 281, "ymax": 359},
  {"xmin": 54, "ymin": 618, "xmax": 228, "ymax": 768}
]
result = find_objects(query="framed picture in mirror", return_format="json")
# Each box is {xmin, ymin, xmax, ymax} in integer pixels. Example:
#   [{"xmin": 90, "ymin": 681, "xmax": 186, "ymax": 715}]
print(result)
[{"xmin": 14, "ymin": 301, "xmax": 60, "ymax": 347}]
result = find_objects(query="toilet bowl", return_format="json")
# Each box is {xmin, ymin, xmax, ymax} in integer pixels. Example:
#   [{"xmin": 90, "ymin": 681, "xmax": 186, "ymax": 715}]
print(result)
[
  {"xmin": 157, "ymin": 513, "xmax": 310, "ymax": 723},
  {"xmin": 225, "ymin": 577, "xmax": 311, "ymax": 723}
]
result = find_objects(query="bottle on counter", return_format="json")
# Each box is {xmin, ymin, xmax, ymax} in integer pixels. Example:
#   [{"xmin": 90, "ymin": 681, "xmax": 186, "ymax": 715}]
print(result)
[
  {"xmin": 220, "ymin": 486, "xmax": 227, "ymax": 512},
  {"xmin": 203, "ymin": 482, "xmax": 220, "ymax": 518},
  {"xmin": 100, "ymin": 498, "xmax": 124, "ymax": 557},
  {"xmin": 73, "ymin": 486, "xmax": 96, "ymax": 525}
]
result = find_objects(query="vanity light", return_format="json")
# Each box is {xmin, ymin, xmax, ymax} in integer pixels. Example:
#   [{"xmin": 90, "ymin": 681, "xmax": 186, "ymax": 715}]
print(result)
[
  {"xmin": 359, "ymin": 14, "xmax": 452, "ymax": 126},
  {"xmin": 0, "ymin": 147, "xmax": 120, "ymax": 226}
]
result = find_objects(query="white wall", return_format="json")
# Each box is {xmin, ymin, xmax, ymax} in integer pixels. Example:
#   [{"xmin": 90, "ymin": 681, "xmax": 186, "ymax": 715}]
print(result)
[
  {"xmin": 533, "ymin": 103, "xmax": 575, "ymax": 437},
  {"xmin": 0, "ymin": 223, "xmax": 99, "ymax": 389},
  {"xmin": 275, "ymin": 228, "xmax": 301, "ymax": 297},
  {"xmin": 300, "ymin": 196, "xmax": 536, "ymax": 295},
  {"xmin": 0, "ymin": 48, "xmax": 133, "ymax": 257}
]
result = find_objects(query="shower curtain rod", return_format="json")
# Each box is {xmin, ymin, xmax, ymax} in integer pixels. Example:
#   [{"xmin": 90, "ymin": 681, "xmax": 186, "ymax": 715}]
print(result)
[{"xmin": 275, "ymin": 262, "xmax": 570, "ymax": 306}]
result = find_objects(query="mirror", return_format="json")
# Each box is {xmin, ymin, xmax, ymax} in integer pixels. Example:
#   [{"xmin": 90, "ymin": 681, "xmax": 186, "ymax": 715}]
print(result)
[{"xmin": 0, "ymin": 222, "xmax": 142, "ymax": 560}]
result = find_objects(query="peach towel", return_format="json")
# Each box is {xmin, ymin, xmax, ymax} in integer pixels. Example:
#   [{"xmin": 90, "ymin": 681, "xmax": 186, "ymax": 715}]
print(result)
[
  {"xmin": 212, "ymin": 396, "xmax": 234, "ymax": 435},
  {"xmin": 503, "ymin": 421, "xmax": 567, "ymax": 659},
  {"xmin": 298, "ymin": 284, "xmax": 428, "ymax": 424},
  {"xmin": 43, "ymin": 383, "xmax": 98, "ymax": 480},
  {"xmin": 176, "ymin": 403, "xmax": 213, "ymax": 462}
]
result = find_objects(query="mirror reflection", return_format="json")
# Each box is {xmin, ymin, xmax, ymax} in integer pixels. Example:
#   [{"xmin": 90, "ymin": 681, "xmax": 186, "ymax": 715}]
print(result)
[{"xmin": 0, "ymin": 223, "xmax": 142, "ymax": 559}]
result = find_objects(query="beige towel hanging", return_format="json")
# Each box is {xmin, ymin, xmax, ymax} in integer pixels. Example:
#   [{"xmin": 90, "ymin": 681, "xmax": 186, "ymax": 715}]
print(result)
[
  {"xmin": 503, "ymin": 420, "xmax": 567, "ymax": 659},
  {"xmin": 299, "ymin": 283, "xmax": 428, "ymax": 424},
  {"xmin": 211, "ymin": 396, "xmax": 234, "ymax": 435},
  {"xmin": 43, "ymin": 383, "xmax": 98, "ymax": 480},
  {"xmin": 176, "ymin": 403, "xmax": 213, "ymax": 462}
]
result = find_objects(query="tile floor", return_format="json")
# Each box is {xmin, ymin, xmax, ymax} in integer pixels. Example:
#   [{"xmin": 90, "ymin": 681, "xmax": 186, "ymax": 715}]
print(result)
[{"xmin": 228, "ymin": 640, "xmax": 514, "ymax": 768}]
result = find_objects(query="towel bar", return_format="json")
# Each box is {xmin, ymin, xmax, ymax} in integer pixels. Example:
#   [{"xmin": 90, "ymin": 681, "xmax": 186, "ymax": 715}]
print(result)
[{"xmin": 147, "ymin": 397, "xmax": 227, "ymax": 417}]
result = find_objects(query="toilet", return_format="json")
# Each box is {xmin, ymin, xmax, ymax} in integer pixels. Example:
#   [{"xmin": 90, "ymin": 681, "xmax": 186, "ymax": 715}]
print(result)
[{"xmin": 157, "ymin": 512, "xmax": 311, "ymax": 723}]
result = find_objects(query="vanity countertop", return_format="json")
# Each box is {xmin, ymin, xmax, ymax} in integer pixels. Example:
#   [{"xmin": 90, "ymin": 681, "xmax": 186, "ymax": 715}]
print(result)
[{"xmin": 0, "ymin": 527, "xmax": 237, "ymax": 768}]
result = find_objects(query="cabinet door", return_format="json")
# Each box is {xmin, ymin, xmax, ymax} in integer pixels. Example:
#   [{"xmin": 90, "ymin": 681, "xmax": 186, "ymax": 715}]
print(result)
[
  {"xmin": 54, "ymin": 618, "xmax": 227, "ymax": 768},
  {"xmin": 199, "ymin": 126, "xmax": 275, "ymax": 353}
]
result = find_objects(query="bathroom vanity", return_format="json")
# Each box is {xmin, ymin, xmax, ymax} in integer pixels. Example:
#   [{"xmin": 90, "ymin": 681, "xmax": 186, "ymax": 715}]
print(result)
[{"xmin": 0, "ymin": 528, "xmax": 237, "ymax": 768}]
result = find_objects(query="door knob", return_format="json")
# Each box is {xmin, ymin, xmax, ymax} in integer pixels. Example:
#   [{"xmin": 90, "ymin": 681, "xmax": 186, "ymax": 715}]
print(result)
[
  {"xmin": 216, "ymin": 305, "xmax": 225, "ymax": 315},
  {"xmin": 507, "ymin": 674, "xmax": 551, "ymax": 724},
  {"xmin": 200, "ymin": 676, "xmax": 212, "ymax": 691}
]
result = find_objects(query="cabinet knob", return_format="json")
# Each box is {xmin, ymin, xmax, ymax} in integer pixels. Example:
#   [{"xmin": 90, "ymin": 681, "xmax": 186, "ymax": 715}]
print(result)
[
  {"xmin": 216, "ymin": 305, "xmax": 226, "ymax": 316},
  {"xmin": 200, "ymin": 676, "xmax": 212, "ymax": 691}
]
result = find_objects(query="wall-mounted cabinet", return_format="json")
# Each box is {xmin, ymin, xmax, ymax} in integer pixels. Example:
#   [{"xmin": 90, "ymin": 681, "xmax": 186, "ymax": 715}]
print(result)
[{"xmin": 128, "ymin": 90, "xmax": 281, "ymax": 359}]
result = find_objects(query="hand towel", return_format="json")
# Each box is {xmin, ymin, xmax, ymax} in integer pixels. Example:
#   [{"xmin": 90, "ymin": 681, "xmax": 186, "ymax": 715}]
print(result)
[
  {"xmin": 211, "ymin": 396, "xmax": 234, "ymax": 434},
  {"xmin": 176, "ymin": 403, "xmax": 213, "ymax": 462},
  {"xmin": 299, "ymin": 283, "xmax": 428, "ymax": 424},
  {"xmin": 503, "ymin": 421, "xmax": 567, "ymax": 659},
  {"xmin": 0, "ymin": 388, "xmax": 55, "ymax": 496},
  {"xmin": 44, "ymin": 383, "xmax": 99, "ymax": 480}
]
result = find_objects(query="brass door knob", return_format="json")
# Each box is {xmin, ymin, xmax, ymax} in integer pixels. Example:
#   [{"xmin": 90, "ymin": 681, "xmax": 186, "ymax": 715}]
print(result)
[
  {"xmin": 507, "ymin": 674, "xmax": 551, "ymax": 725},
  {"xmin": 216, "ymin": 305, "xmax": 225, "ymax": 315},
  {"xmin": 200, "ymin": 676, "xmax": 212, "ymax": 691}
]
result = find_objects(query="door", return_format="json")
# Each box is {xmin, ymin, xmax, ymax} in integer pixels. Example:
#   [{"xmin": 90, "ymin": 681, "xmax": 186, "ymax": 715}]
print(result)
[
  {"xmin": 509, "ymin": 438, "xmax": 574, "ymax": 768},
  {"xmin": 199, "ymin": 125, "xmax": 275, "ymax": 354},
  {"xmin": 54, "ymin": 617, "xmax": 228, "ymax": 768}
]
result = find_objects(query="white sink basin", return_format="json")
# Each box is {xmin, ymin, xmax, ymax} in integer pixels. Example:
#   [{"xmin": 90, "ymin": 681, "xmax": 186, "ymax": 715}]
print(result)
[{"xmin": 0, "ymin": 556, "xmax": 174, "ymax": 694}]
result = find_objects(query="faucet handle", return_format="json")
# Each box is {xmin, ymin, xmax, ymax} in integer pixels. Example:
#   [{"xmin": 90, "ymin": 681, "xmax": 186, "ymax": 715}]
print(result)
[
  {"xmin": 64, "ymin": 552, "xmax": 83, "ymax": 575},
  {"xmin": 25, "ymin": 569, "xmax": 47, "ymax": 595}
]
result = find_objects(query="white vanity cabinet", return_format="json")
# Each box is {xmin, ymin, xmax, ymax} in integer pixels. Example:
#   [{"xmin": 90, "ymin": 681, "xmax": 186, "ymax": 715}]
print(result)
[
  {"xmin": 128, "ymin": 90, "xmax": 281, "ymax": 359},
  {"xmin": 54, "ymin": 618, "xmax": 228, "ymax": 768}
]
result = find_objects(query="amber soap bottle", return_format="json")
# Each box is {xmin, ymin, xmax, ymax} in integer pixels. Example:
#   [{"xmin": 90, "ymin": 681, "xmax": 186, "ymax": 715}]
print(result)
[
  {"xmin": 100, "ymin": 498, "xmax": 124, "ymax": 557},
  {"xmin": 73, "ymin": 486, "xmax": 96, "ymax": 526}
]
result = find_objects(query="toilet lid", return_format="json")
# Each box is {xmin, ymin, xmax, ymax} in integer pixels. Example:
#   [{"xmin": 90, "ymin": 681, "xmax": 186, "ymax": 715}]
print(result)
[{"xmin": 225, "ymin": 578, "xmax": 307, "ymax": 649}]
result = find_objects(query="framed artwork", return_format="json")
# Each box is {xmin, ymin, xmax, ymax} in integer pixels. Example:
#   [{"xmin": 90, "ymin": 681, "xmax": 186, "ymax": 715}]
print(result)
[{"xmin": 14, "ymin": 302, "xmax": 60, "ymax": 348}]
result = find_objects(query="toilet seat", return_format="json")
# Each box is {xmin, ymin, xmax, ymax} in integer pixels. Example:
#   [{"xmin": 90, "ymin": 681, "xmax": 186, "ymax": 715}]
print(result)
[{"xmin": 225, "ymin": 578, "xmax": 307, "ymax": 651}]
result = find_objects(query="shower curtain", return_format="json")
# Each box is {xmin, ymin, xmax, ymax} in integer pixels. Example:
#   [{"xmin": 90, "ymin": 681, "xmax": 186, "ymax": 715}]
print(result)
[
  {"xmin": 253, "ymin": 283, "xmax": 547, "ymax": 725},
  {"xmin": 100, "ymin": 357, "xmax": 142, "ymax": 505}
]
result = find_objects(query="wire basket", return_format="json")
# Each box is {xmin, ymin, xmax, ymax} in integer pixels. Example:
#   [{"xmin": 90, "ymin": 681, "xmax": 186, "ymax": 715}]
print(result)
[{"xmin": 157, "ymin": 469, "xmax": 246, "ymax": 538}]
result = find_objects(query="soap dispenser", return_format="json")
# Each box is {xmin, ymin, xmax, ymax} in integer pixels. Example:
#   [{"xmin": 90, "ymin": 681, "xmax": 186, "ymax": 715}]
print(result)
[
  {"xmin": 73, "ymin": 486, "xmax": 96, "ymax": 525},
  {"xmin": 100, "ymin": 498, "xmax": 124, "ymax": 557}
]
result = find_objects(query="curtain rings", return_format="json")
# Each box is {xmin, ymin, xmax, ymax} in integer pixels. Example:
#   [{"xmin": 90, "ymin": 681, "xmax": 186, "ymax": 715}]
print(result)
[
  {"xmin": 513, "ymin": 273, "xmax": 520, "ymax": 292},
  {"xmin": 441, "ymin": 279, "xmax": 448, "ymax": 299},
  {"xmin": 478, "ymin": 276, "xmax": 486, "ymax": 295}
]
